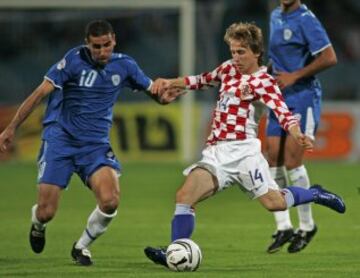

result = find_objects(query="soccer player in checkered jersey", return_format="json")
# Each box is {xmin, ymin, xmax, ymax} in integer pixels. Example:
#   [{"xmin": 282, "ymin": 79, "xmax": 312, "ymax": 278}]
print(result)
[
  {"xmin": 265, "ymin": 0, "xmax": 338, "ymax": 254},
  {"xmin": 143, "ymin": 22, "xmax": 345, "ymax": 268}
]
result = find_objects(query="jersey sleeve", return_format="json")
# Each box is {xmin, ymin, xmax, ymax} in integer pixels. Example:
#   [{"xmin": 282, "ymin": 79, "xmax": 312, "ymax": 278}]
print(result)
[
  {"xmin": 44, "ymin": 54, "xmax": 73, "ymax": 90},
  {"xmin": 123, "ymin": 57, "xmax": 152, "ymax": 91},
  {"xmin": 300, "ymin": 11, "xmax": 331, "ymax": 56},
  {"xmin": 184, "ymin": 62, "xmax": 225, "ymax": 90},
  {"xmin": 252, "ymin": 74, "xmax": 298, "ymax": 131}
]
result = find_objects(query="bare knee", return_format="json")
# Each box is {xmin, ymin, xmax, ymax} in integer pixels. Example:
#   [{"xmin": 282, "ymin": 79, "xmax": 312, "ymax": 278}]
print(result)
[
  {"xmin": 285, "ymin": 156, "xmax": 303, "ymax": 170},
  {"xmin": 36, "ymin": 184, "xmax": 61, "ymax": 223},
  {"xmin": 99, "ymin": 194, "xmax": 119, "ymax": 214},
  {"xmin": 97, "ymin": 185, "xmax": 120, "ymax": 214},
  {"xmin": 90, "ymin": 167, "xmax": 120, "ymax": 214},
  {"xmin": 36, "ymin": 203, "xmax": 57, "ymax": 223}
]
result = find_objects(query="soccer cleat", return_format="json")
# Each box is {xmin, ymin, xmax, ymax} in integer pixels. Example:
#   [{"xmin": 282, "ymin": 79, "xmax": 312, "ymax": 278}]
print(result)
[
  {"xmin": 71, "ymin": 242, "xmax": 93, "ymax": 266},
  {"xmin": 266, "ymin": 228, "xmax": 294, "ymax": 253},
  {"xmin": 29, "ymin": 224, "xmax": 46, "ymax": 253},
  {"xmin": 144, "ymin": 246, "xmax": 168, "ymax": 268},
  {"xmin": 288, "ymin": 225, "xmax": 318, "ymax": 253},
  {"xmin": 310, "ymin": 184, "xmax": 346, "ymax": 213}
]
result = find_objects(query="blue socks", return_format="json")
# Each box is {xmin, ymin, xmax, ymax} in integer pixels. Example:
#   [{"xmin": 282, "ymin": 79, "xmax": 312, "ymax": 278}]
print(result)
[
  {"xmin": 171, "ymin": 204, "xmax": 195, "ymax": 241},
  {"xmin": 282, "ymin": 186, "xmax": 315, "ymax": 208},
  {"xmin": 171, "ymin": 188, "xmax": 316, "ymax": 240}
]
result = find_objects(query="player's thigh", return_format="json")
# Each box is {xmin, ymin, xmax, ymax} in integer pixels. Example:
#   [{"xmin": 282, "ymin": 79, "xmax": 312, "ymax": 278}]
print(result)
[
  {"xmin": 88, "ymin": 166, "xmax": 120, "ymax": 211},
  {"xmin": 284, "ymin": 90, "xmax": 319, "ymax": 169},
  {"xmin": 76, "ymin": 144, "xmax": 121, "ymax": 187},
  {"xmin": 177, "ymin": 167, "xmax": 218, "ymax": 206},
  {"xmin": 287, "ymin": 89, "xmax": 320, "ymax": 139},
  {"xmin": 37, "ymin": 140, "xmax": 75, "ymax": 188},
  {"xmin": 266, "ymin": 136, "xmax": 287, "ymax": 167},
  {"xmin": 284, "ymin": 135, "xmax": 306, "ymax": 169},
  {"xmin": 265, "ymin": 111, "xmax": 288, "ymax": 166},
  {"xmin": 238, "ymin": 152, "xmax": 278, "ymax": 199}
]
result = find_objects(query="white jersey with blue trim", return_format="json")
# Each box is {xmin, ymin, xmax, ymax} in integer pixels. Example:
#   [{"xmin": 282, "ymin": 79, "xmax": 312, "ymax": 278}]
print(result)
[
  {"xmin": 269, "ymin": 4, "xmax": 331, "ymax": 93},
  {"xmin": 43, "ymin": 45, "xmax": 152, "ymax": 143}
]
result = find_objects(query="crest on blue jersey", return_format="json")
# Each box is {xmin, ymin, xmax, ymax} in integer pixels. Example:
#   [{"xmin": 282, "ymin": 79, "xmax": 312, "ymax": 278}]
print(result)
[
  {"xmin": 283, "ymin": 28, "xmax": 292, "ymax": 40},
  {"xmin": 106, "ymin": 151, "xmax": 116, "ymax": 161},
  {"xmin": 111, "ymin": 74, "xmax": 121, "ymax": 86},
  {"xmin": 57, "ymin": 58, "xmax": 66, "ymax": 70}
]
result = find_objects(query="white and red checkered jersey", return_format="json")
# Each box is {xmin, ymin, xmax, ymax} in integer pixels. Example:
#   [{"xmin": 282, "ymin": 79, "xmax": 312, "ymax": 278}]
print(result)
[{"xmin": 184, "ymin": 60, "xmax": 298, "ymax": 145}]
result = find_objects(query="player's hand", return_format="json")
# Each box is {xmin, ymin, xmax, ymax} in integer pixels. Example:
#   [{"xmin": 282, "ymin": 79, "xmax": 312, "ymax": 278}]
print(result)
[
  {"xmin": 151, "ymin": 78, "xmax": 171, "ymax": 96},
  {"xmin": 160, "ymin": 87, "xmax": 186, "ymax": 104},
  {"xmin": 0, "ymin": 127, "xmax": 15, "ymax": 153},
  {"xmin": 302, "ymin": 135, "xmax": 314, "ymax": 151},
  {"xmin": 288, "ymin": 125, "xmax": 314, "ymax": 151},
  {"xmin": 275, "ymin": 71, "xmax": 300, "ymax": 89},
  {"xmin": 296, "ymin": 134, "xmax": 314, "ymax": 151}
]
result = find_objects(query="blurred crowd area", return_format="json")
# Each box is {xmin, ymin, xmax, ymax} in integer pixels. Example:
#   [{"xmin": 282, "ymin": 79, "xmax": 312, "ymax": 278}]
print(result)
[{"xmin": 0, "ymin": 0, "xmax": 359, "ymax": 104}]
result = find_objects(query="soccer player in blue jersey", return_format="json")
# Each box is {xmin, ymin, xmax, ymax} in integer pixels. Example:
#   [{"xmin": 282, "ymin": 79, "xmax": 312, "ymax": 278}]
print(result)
[
  {"xmin": 265, "ymin": 0, "xmax": 338, "ymax": 254},
  {"xmin": 0, "ymin": 20, "xmax": 165, "ymax": 266}
]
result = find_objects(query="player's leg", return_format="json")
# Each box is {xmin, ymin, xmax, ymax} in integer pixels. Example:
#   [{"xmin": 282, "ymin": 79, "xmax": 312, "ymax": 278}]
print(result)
[
  {"xmin": 265, "ymin": 114, "xmax": 293, "ymax": 253},
  {"xmin": 171, "ymin": 167, "xmax": 218, "ymax": 241},
  {"xmin": 247, "ymin": 151, "xmax": 345, "ymax": 213},
  {"xmin": 30, "ymin": 183, "xmax": 62, "ymax": 253},
  {"xmin": 145, "ymin": 167, "xmax": 218, "ymax": 268},
  {"xmin": 284, "ymin": 93, "xmax": 319, "ymax": 253},
  {"xmin": 30, "ymin": 138, "xmax": 73, "ymax": 254},
  {"xmin": 72, "ymin": 166, "xmax": 119, "ymax": 266},
  {"xmin": 258, "ymin": 184, "xmax": 346, "ymax": 214}
]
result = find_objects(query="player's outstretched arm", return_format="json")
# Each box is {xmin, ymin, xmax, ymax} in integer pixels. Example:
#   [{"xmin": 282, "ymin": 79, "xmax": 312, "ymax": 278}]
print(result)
[
  {"xmin": 288, "ymin": 124, "xmax": 313, "ymax": 151},
  {"xmin": 0, "ymin": 79, "xmax": 54, "ymax": 152},
  {"xmin": 147, "ymin": 77, "xmax": 186, "ymax": 104}
]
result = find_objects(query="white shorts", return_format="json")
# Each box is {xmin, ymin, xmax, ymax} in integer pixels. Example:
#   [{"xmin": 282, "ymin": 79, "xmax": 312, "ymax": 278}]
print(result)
[{"xmin": 183, "ymin": 139, "xmax": 279, "ymax": 199}]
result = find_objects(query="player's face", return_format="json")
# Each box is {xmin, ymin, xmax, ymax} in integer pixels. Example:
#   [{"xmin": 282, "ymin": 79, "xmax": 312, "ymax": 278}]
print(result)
[
  {"xmin": 86, "ymin": 33, "xmax": 116, "ymax": 65},
  {"xmin": 229, "ymin": 39, "xmax": 259, "ymax": 74}
]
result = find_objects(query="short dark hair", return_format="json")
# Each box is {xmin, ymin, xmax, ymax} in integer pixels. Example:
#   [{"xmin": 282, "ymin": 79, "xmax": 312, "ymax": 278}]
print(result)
[{"xmin": 85, "ymin": 19, "xmax": 114, "ymax": 39}]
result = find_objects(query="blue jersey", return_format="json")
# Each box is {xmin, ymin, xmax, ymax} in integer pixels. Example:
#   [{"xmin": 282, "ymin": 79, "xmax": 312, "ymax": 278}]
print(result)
[
  {"xmin": 269, "ymin": 4, "xmax": 331, "ymax": 95},
  {"xmin": 43, "ymin": 46, "xmax": 151, "ymax": 143}
]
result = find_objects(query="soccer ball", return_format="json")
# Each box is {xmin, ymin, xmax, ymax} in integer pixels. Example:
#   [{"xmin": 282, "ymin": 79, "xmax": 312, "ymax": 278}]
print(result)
[{"xmin": 166, "ymin": 238, "xmax": 202, "ymax": 272}]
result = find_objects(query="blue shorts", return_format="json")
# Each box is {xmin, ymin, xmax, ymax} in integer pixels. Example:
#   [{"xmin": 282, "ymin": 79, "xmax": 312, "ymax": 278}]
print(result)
[
  {"xmin": 266, "ymin": 87, "xmax": 321, "ymax": 139},
  {"xmin": 37, "ymin": 125, "xmax": 121, "ymax": 188}
]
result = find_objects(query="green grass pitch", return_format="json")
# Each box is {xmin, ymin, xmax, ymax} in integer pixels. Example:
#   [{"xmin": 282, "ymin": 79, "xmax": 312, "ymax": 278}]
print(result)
[{"xmin": 0, "ymin": 161, "xmax": 359, "ymax": 277}]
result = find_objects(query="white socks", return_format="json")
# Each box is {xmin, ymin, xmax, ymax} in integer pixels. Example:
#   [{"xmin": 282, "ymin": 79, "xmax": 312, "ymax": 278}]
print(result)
[
  {"xmin": 31, "ymin": 204, "xmax": 46, "ymax": 231},
  {"xmin": 270, "ymin": 167, "xmax": 293, "ymax": 230},
  {"xmin": 288, "ymin": 166, "xmax": 315, "ymax": 231},
  {"xmin": 75, "ymin": 206, "xmax": 117, "ymax": 250}
]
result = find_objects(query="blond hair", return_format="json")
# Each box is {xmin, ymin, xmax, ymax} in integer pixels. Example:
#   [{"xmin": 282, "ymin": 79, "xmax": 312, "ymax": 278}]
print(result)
[{"xmin": 224, "ymin": 22, "xmax": 264, "ymax": 65}]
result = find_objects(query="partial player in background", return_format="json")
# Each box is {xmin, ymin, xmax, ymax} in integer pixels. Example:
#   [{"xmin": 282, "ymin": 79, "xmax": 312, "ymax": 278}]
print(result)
[
  {"xmin": 143, "ymin": 22, "xmax": 345, "ymax": 269},
  {"xmin": 0, "ymin": 19, "xmax": 167, "ymax": 266},
  {"xmin": 265, "ymin": 0, "xmax": 337, "ymax": 253}
]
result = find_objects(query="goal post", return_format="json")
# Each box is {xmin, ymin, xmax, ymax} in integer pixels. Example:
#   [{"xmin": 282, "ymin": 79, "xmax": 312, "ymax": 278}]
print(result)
[{"xmin": 1, "ymin": 0, "xmax": 196, "ymax": 162}]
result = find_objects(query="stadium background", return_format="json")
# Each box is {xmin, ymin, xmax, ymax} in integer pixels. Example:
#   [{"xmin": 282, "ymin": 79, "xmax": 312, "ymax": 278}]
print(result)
[
  {"xmin": 1, "ymin": 0, "xmax": 360, "ymax": 163},
  {"xmin": 0, "ymin": 0, "xmax": 359, "ymax": 277}
]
